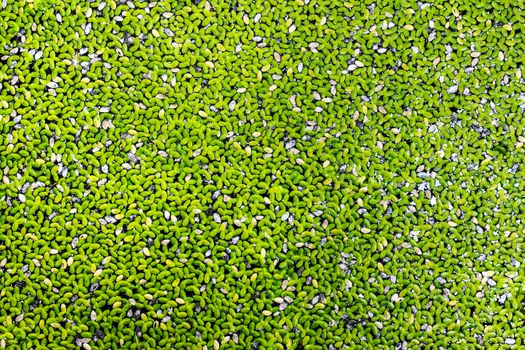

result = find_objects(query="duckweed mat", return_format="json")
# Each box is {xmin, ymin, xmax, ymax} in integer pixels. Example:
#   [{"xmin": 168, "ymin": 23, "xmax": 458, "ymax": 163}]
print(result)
[{"xmin": 2, "ymin": 0, "xmax": 525, "ymax": 349}]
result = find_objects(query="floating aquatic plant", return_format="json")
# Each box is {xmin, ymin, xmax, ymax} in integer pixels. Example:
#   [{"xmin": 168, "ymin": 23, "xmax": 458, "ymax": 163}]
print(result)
[{"xmin": 1, "ymin": 0, "xmax": 525, "ymax": 348}]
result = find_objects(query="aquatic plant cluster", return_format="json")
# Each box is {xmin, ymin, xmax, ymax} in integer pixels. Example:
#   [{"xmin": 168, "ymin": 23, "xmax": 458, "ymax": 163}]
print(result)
[{"xmin": 1, "ymin": 0, "xmax": 524, "ymax": 348}]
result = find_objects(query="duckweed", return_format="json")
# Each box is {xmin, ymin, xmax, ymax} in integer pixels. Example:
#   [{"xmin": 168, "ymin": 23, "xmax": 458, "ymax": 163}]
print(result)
[{"xmin": 1, "ymin": 0, "xmax": 525, "ymax": 349}]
